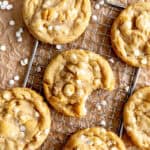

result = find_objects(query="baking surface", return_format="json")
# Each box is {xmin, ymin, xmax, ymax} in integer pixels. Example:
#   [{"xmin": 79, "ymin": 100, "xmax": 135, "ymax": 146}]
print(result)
[{"xmin": 0, "ymin": 0, "xmax": 150, "ymax": 150}]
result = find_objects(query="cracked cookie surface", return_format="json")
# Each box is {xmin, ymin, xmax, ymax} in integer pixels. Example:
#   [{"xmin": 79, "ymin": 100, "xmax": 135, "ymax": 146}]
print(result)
[
  {"xmin": 0, "ymin": 88, "xmax": 51, "ymax": 150},
  {"xmin": 23, "ymin": 0, "xmax": 91, "ymax": 44},
  {"xmin": 111, "ymin": 2, "xmax": 150, "ymax": 67},
  {"xmin": 63, "ymin": 127, "xmax": 126, "ymax": 150},
  {"xmin": 43, "ymin": 49, "xmax": 115, "ymax": 117},
  {"xmin": 123, "ymin": 87, "xmax": 150, "ymax": 150}
]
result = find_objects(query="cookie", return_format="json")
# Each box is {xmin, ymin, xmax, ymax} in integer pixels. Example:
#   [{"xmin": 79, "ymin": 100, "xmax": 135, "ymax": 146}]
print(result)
[
  {"xmin": 0, "ymin": 88, "xmax": 51, "ymax": 150},
  {"xmin": 111, "ymin": 2, "xmax": 150, "ymax": 67},
  {"xmin": 43, "ymin": 49, "xmax": 115, "ymax": 117},
  {"xmin": 23, "ymin": 0, "xmax": 91, "ymax": 44},
  {"xmin": 123, "ymin": 87, "xmax": 150, "ymax": 149},
  {"xmin": 63, "ymin": 127, "xmax": 126, "ymax": 150}
]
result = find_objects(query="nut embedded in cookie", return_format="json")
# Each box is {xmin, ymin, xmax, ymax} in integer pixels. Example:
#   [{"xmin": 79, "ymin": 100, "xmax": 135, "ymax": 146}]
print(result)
[
  {"xmin": 23, "ymin": 0, "xmax": 91, "ymax": 44},
  {"xmin": 43, "ymin": 49, "xmax": 115, "ymax": 117},
  {"xmin": 111, "ymin": 2, "xmax": 150, "ymax": 67},
  {"xmin": 63, "ymin": 127, "xmax": 126, "ymax": 150},
  {"xmin": 0, "ymin": 88, "xmax": 51, "ymax": 150},
  {"xmin": 123, "ymin": 87, "xmax": 150, "ymax": 149}
]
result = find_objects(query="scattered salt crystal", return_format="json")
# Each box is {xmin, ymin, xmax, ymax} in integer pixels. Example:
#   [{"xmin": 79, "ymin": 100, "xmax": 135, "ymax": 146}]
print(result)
[
  {"xmin": 14, "ymin": 75, "xmax": 20, "ymax": 81},
  {"xmin": 3, "ymin": 1, "xmax": 8, "ymax": 6},
  {"xmin": 100, "ymin": 120, "xmax": 106, "ymax": 126},
  {"xmin": 96, "ymin": 104, "xmax": 102, "ymax": 110},
  {"xmin": 9, "ymin": 79, "xmax": 15, "ymax": 86},
  {"xmin": 16, "ymin": 31, "xmax": 21, "ymax": 38},
  {"xmin": 95, "ymin": 3, "xmax": 100, "ymax": 10},
  {"xmin": 99, "ymin": 0, "xmax": 104, "ymax": 5},
  {"xmin": 92, "ymin": 15, "xmax": 98, "ymax": 22},
  {"xmin": 37, "ymin": 66, "xmax": 41, "ymax": 72},
  {"xmin": 20, "ymin": 58, "xmax": 28, "ymax": 66},
  {"xmin": 35, "ymin": 111, "xmax": 40, "ymax": 118},
  {"xmin": 101, "ymin": 100, "xmax": 107, "ymax": 106},
  {"xmin": 19, "ymin": 27, "xmax": 23, "ymax": 33},
  {"xmin": 6, "ymin": 4, "xmax": 13, "ymax": 10},
  {"xmin": 109, "ymin": 58, "xmax": 114, "ymax": 63},
  {"xmin": 56, "ymin": 44, "xmax": 62, "ymax": 50},
  {"xmin": 0, "ymin": 44, "xmax": 6, "ymax": 51},
  {"xmin": 39, "ymin": 25, "xmax": 44, "ymax": 31},
  {"xmin": 17, "ymin": 37, "xmax": 23, "ymax": 42},
  {"xmin": 9, "ymin": 20, "xmax": 15, "ymax": 26}
]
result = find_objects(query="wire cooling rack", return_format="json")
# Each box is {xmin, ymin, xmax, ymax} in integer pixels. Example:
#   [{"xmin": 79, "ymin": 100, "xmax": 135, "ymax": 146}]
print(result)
[{"xmin": 23, "ymin": 1, "xmax": 140, "ymax": 149}]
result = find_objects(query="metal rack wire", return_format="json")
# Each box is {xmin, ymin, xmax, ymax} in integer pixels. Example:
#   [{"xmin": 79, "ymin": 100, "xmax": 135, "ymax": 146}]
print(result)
[{"xmin": 23, "ymin": 1, "xmax": 140, "ymax": 149}]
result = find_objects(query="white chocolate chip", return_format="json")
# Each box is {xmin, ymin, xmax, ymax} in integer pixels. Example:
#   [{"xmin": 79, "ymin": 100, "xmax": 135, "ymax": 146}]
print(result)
[
  {"xmin": 56, "ymin": 44, "xmax": 62, "ymax": 50},
  {"xmin": 134, "ymin": 49, "xmax": 140, "ymax": 56},
  {"xmin": 20, "ymin": 125, "xmax": 26, "ymax": 132},
  {"xmin": 48, "ymin": 25, "xmax": 53, "ymax": 31},
  {"xmin": 95, "ymin": 3, "xmax": 100, "ymax": 10},
  {"xmin": 92, "ymin": 15, "xmax": 98, "ymax": 22},
  {"xmin": 35, "ymin": 111, "xmax": 40, "ymax": 118},
  {"xmin": 54, "ymin": 25, "xmax": 61, "ymax": 31},
  {"xmin": 77, "ymin": 89, "xmax": 84, "ymax": 97},
  {"xmin": 63, "ymin": 84, "xmax": 75, "ymax": 97},
  {"xmin": 70, "ymin": 54, "xmax": 78, "ymax": 63},
  {"xmin": 14, "ymin": 75, "xmax": 20, "ymax": 81},
  {"xmin": 9, "ymin": 79, "xmax": 15, "ymax": 86},
  {"xmin": 2, "ymin": 91, "xmax": 12, "ymax": 101},
  {"xmin": 39, "ymin": 25, "xmax": 44, "ymax": 31},
  {"xmin": 141, "ymin": 58, "xmax": 147, "ymax": 65},
  {"xmin": 111, "ymin": 146, "xmax": 118, "ymax": 150},
  {"xmin": 44, "ymin": 128, "xmax": 50, "ymax": 135},
  {"xmin": 100, "ymin": 120, "xmax": 106, "ymax": 126},
  {"xmin": 9, "ymin": 20, "xmax": 15, "ymax": 26}
]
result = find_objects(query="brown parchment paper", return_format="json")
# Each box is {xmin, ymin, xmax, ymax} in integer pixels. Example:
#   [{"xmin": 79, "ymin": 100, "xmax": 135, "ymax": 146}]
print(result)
[{"xmin": 0, "ymin": 0, "xmax": 150, "ymax": 150}]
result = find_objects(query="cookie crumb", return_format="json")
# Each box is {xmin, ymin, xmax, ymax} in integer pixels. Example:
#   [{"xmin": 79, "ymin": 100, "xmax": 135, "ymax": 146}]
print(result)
[
  {"xmin": 134, "ymin": 49, "xmax": 140, "ymax": 56},
  {"xmin": 44, "ymin": 128, "xmax": 50, "ymax": 135},
  {"xmin": 101, "ymin": 100, "xmax": 107, "ymax": 106},
  {"xmin": 99, "ymin": 0, "xmax": 104, "ymax": 5},
  {"xmin": 17, "ymin": 37, "xmax": 23, "ymax": 42},
  {"xmin": 20, "ymin": 125, "xmax": 26, "ymax": 132},
  {"xmin": 20, "ymin": 58, "xmax": 29, "ymax": 66},
  {"xmin": 96, "ymin": 104, "xmax": 102, "ymax": 110},
  {"xmin": 48, "ymin": 25, "xmax": 53, "ymax": 31},
  {"xmin": 37, "ymin": 66, "xmax": 42, "ymax": 72},
  {"xmin": 109, "ymin": 58, "xmax": 115, "ymax": 63}
]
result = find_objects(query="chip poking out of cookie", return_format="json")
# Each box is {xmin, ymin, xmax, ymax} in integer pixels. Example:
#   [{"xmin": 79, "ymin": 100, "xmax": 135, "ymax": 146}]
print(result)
[
  {"xmin": 111, "ymin": 2, "xmax": 150, "ymax": 67},
  {"xmin": 43, "ymin": 49, "xmax": 115, "ymax": 117},
  {"xmin": 23, "ymin": 0, "xmax": 91, "ymax": 44},
  {"xmin": 63, "ymin": 127, "xmax": 126, "ymax": 150}
]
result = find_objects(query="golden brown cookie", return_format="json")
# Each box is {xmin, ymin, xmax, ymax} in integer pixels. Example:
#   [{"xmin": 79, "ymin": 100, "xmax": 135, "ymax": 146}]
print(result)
[
  {"xmin": 63, "ymin": 127, "xmax": 126, "ymax": 150},
  {"xmin": 43, "ymin": 49, "xmax": 115, "ymax": 117},
  {"xmin": 0, "ymin": 88, "xmax": 51, "ymax": 150},
  {"xmin": 23, "ymin": 0, "xmax": 91, "ymax": 44},
  {"xmin": 123, "ymin": 87, "xmax": 150, "ymax": 150},
  {"xmin": 111, "ymin": 2, "xmax": 150, "ymax": 67}
]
